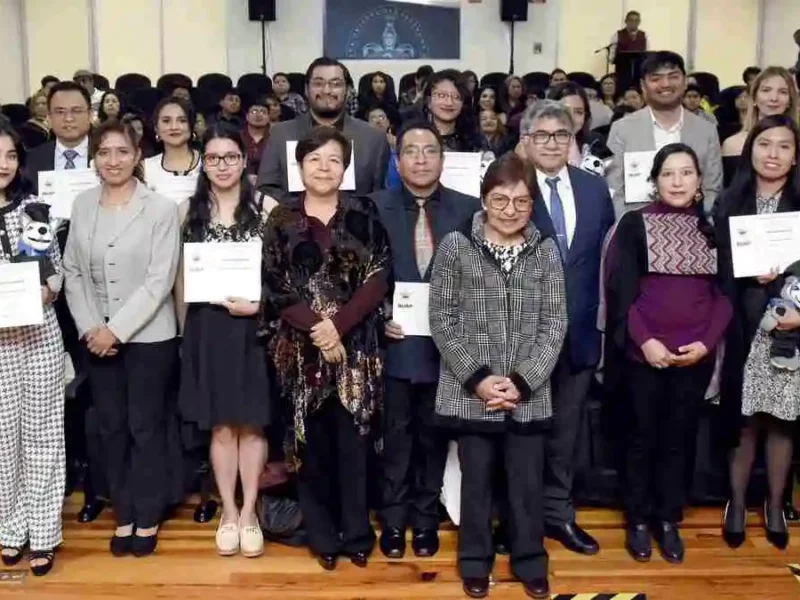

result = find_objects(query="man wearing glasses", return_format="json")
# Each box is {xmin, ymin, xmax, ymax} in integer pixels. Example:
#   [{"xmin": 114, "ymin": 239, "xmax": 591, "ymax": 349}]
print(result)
[
  {"xmin": 512, "ymin": 100, "xmax": 614, "ymax": 558},
  {"xmin": 257, "ymin": 57, "xmax": 389, "ymax": 199},
  {"xmin": 370, "ymin": 121, "xmax": 479, "ymax": 560},
  {"xmin": 242, "ymin": 96, "xmax": 271, "ymax": 180}
]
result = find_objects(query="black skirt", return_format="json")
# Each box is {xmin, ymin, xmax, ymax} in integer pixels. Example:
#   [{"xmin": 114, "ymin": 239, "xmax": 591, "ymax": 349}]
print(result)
[{"xmin": 179, "ymin": 304, "xmax": 272, "ymax": 430}]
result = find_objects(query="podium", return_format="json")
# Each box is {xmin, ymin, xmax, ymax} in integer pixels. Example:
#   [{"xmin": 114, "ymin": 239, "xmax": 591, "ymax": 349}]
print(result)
[{"xmin": 614, "ymin": 51, "xmax": 647, "ymax": 93}]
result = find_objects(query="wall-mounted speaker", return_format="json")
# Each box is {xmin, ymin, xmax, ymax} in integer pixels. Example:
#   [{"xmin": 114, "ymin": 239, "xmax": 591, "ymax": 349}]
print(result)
[
  {"xmin": 500, "ymin": 0, "xmax": 528, "ymax": 22},
  {"xmin": 248, "ymin": 0, "xmax": 276, "ymax": 21}
]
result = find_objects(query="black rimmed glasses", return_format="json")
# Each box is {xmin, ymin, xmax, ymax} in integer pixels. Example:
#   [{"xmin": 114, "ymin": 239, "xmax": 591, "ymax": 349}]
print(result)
[
  {"xmin": 522, "ymin": 130, "xmax": 573, "ymax": 146},
  {"xmin": 204, "ymin": 153, "xmax": 243, "ymax": 167}
]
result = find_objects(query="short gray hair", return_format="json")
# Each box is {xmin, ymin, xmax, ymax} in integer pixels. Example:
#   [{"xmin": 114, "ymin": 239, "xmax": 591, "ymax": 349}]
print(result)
[{"xmin": 519, "ymin": 100, "xmax": 574, "ymax": 135}]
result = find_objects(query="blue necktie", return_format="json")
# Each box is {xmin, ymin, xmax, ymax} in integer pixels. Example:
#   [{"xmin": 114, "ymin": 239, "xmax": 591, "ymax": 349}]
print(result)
[
  {"xmin": 546, "ymin": 177, "xmax": 568, "ymax": 259},
  {"xmin": 63, "ymin": 149, "xmax": 78, "ymax": 170}
]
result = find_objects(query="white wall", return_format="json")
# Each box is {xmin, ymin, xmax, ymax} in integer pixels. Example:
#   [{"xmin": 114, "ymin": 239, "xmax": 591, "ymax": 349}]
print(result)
[
  {"xmin": 761, "ymin": 0, "xmax": 800, "ymax": 69},
  {"xmin": 0, "ymin": 0, "xmax": 26, "ymax": 105},
  {"xmin": 226, "ymin": 0, "xmax": 559, "ymax": 86}
]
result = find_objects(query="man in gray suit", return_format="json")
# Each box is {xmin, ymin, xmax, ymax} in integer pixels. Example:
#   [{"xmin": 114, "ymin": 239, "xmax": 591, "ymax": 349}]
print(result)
[
  {"xmin": 257, "ymin": 57, "xmax": 389, "ymax": 198},
  {"xmin": 606, "ymin": 51, "xmax": 722, "ymax": 217}
]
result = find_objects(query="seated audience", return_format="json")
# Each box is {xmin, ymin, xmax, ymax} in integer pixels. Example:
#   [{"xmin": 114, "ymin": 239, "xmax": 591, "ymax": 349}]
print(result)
[
  {"xmin": 19, "ymin": 89, "xmax": 51, "ymax": 150},
  {"xmin": 209, "ymin": 89, "xmax": 243, "ymax": 131},
  {"xmin": 547, "ymin": 82, "xmax": 611, "ymax": 173},
  {"xmin": 600, "ymin": 74, "xmax": 618, "ymax": 109},
  {"xmin": 259, "ymin": 127, "xmax": 390, "ymax": 571},
  {"xmin": 360, "ymin": 71, "xmax": 398, "ymax": 111},
  {"xmin": 429, "ymin": 152, "xmax": 567, "ymax": 600},
  {"xmin": 501, "ymin": 75, "xmax": 526, "ymax": 121},
  {"xmin": 363, "ymin": 105, "xmax": 400, "ymax": 189},
  {"xmin": 550, "ymin": 69, "xmax": 569, "ymax": 87},
  {"xmin": 743, "ymin": 66, "xmax": 762, "ymax": 90},
  {"xmin": 144, "ymin": 96, "xmax": 202, "ymax": 184},
  {"xmin": 419, "ymin": 69, "xmax": 479, "ymax": 152},
  {"xmin": 97, "ymin": 90, "xmax": 121, "ymax": 123},
  {"xmin": 684, "ymin": 84, "xmax": 718, "ymax": 126},
  {"xmin": 73, "ymin": 69, "xmax": 105, "ymax": 117},
  {"xmin": 400, "ymin": 65, "xmax": 434, "ymax": 109},
  {"xmin": 242, "ymin": 95, "xmax": 270, "ymax": 180},
  {"xmin": 475, "ymin": 85, "xmax": 507, "ymax": 125},
  {"xmin": 461, "ymin": 70, "xmax": 478, "ymax": 98},
  {"xmin": 479, "ymin": 109, "xmax": 513, "ymax": 156},
  {"xmin": 606, "ymin": 143, "xmax": 731, "ymax": 564},
  {"xmin": 41, "ymin": 75, "xmax": 59, "ymax": 94},
  {"xmin": 272, "ymin": 72, "xmax": 307, "ymax": 116},
  {"xmin": 622, "ymin": 87, "xmax": 645, "ymax": 110}
]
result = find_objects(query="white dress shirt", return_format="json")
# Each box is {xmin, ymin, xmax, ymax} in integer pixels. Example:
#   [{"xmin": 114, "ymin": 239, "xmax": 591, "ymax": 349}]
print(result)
[
  {"xmin": 651, "ymin": 107, "xmax": 684, "ymax": 150},
  {"xmin": 54, "ymin": 137, "xmax": 90, "ymax": 171},
  {"xmin": 536, "ymin": 166, "xmax": 576, "ymax": 247}
]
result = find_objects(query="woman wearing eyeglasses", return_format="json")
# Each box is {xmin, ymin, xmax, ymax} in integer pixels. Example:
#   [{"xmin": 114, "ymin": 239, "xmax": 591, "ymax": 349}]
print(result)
[
  {"xmin": 430, "ymin": 153, "xmax": 567, "ymax": 599},
  {"xmin": 176, "ymin": 126, "xmax": 273, "ymax": 558},
  {"xmin": 421, "ymin": 70, "xmax": 479, "ymax": 152}
]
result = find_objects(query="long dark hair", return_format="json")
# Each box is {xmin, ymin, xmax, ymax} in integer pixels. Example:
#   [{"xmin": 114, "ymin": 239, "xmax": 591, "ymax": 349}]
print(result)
[
  {"xmin": 152, "ymin": 96, "xmax": 197, "ymax": 154},
  {"xmin": 0, "ymin": 123, "xmax": 31, "ymax": 205},
  {"xmin": 649, "ymin": 142, "xmax": 714, "ymax": 246},
  {"xmin": 184, "ymin": 125, "xmax": 258, "ymax": 242},
  {"xmin": 473, "ymin": 84, "xmax": 502, "ymax": 114},
  {"xmin": 97, "ymin": 90, "xmax": 121, "ymax": 122},
  {"xmin": 723, "ymin": 114, "xmax": 800, "ymax": 218},
  {"xmin": 361, "ymin": 71, "xmax": 397, "ymax": 108},
  {"xmin": 422, "ymin": 69, "xmax": 478, "ymax": 151}
]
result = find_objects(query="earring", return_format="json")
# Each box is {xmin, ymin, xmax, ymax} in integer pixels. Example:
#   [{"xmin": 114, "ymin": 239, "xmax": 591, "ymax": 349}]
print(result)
[{"xmin": 694, "ymin": 190, "xmax": 703, "ymax": 203}]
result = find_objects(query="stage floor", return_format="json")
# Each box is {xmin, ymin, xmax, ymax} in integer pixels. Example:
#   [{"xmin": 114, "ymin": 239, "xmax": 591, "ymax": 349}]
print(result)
[{"xmin": 3, "ymin": 495, "xmax": 800, "ymax": 599}]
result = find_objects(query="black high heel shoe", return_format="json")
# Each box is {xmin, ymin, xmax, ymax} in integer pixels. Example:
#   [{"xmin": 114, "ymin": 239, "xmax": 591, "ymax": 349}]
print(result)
[
  {"xmin": 29, "ymin": 549, "xmax": 55, "ymax": 577},
  {"xmin": 722, "ymin": 500, "xmax": 746, "ymax": 549},
  {"xmin": 1, "ymin": 543, "xmax": 27, "ymax": 567},
  {"xmin": 764, "ymin": 501, "xmax": 789, "ymax": 550}
]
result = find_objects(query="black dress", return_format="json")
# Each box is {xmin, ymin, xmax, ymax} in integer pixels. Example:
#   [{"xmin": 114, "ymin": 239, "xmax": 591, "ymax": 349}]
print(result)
[
  {"xmin": 179, "ymin": 220, "xmax": 272, "ymax": 430},
  {"xmin": 722, "ymin": 155, "xmax": 740, "ymax": 189}
]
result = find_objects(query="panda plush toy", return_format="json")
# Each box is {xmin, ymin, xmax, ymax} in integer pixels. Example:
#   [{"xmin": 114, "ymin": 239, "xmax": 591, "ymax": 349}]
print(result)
[{"xmin": 15, "ymin": 202, "xmax": 57, "ymax": 284}]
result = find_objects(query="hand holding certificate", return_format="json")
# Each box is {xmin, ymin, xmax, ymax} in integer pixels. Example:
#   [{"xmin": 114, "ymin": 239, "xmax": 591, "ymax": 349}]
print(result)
[
  {"xmin": 38, "ymin": 169, "xmax": 100, "ymax": 219},
  {"xmin": 441, "ymin": 152, "xmax": 482, "ymax": 198},
  {"xmin": 623, "ymin": 151, "xmax": 656, "ymax": 204},
  {"xmin": 729, "ymin": 211, "xmax": 800, "ymax": 278},
  {"xmin": 183, "ymin": 242, "xmax": 262, "ymax": 303},
  {"xmin": 392, "ymin": 282, "xmax": 431, "ymax": 337},
  {"xmin": 0, "ymin": 262, "xmax": 44, "ymax": 328}
]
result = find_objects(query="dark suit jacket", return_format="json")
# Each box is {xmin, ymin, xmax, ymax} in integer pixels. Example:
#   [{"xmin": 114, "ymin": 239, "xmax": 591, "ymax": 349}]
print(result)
[
  {"xmin": 371, "ymin": 184, "xmax": 481, "ymax": 383},
  {"xmin": 257, "ymin": 113, "xmax": 389, "ymax": 199},
  {"xmin": 25, "ymin": 140, "xmax": 92, "ymax": 195},
  {"xmin": 532, "ymin": 166, "xmax": 615, "ymax": 370}
]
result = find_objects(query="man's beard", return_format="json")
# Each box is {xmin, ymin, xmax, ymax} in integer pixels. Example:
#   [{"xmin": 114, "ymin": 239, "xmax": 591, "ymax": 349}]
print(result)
[{"xmin": 313, "ymin": 101, "xmax": 344, "ymax": 120}]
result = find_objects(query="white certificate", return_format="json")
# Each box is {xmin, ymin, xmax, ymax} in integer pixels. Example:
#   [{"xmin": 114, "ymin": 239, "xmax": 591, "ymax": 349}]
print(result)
[
  {"xmin": 729, "ymin": 211, "xmax": 800, "ymax": 278},
  {"xmin": 148, "ymin": 174, "xmax": 198, "ymax": 205},
  {"xmin": 38, "ymin": 169, "xmax": 100, "ymax": 219},
  {"xmin": 286, "ymin": 141, "xmax": 356, "ymax": 192},
  {"xmin": 441, "ymin": 152, "xmax": 482, "ymax": 198},
  {"xmin": 183, "ymin": 242, "xmax": 262, "ymax": 303},
  {"xmin": 623, "ymin": 150, "xmax": 656, "ymax": 204},
  {"xmin": 0, "ymin": 262, "xmax": 44, "ymax": 328},
  {"xmin": 392, "ymin": 282, "xmax": 430, "ymax": 337}
]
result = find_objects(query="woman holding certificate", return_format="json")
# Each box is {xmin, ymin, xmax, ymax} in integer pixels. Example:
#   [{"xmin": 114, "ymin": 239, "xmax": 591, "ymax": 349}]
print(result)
[
  {"xmin": 0, "ymin": 123, "xmax": 65, "ymax": 576},
  {"xmin": 428, "ymin": 153, "xmax": 567, "ymax": 599},
  {"xmin": 716, "ymin": 114, "xmax": 800, "ymax": 550},
  {"xmin": 260, "ymin": 127, "xmax": 390, "ymax": 571},
  {"xmin": 176, "ymin": 126, "xmax": 272, "ymax": 558},
  {"xmin": 63, "ymin": 119, "xmax": 181, "ymax": 558},
  {"xmin": 605, "ymin": 143, "xmax": 732, "ymax": 564}
]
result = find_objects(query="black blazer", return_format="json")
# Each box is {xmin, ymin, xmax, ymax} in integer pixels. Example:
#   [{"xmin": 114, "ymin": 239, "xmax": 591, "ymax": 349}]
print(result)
[
  {"xmin": 531, "ymin": 165, "xmax": 615, "ymax": 370},
  {"xmin": 371, "ymin": 184, "xmax": 480, "ymax": 383},
  {"xmin": 25, "ymin": 140, "xmax": 91, "ymax": 196}
]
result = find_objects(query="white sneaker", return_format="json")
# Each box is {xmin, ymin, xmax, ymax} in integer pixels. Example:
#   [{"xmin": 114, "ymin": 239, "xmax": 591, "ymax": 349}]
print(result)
[
  {"xmin": 239, "ymin": 519, "xmax": 264, "ymax": 558},
  {"xmin": 216, "ymin": 521, "xmax": 240, "ymax": 556}
]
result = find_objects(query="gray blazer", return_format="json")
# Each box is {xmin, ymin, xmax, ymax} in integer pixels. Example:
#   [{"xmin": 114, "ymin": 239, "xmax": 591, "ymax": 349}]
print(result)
[
  {"xmin": 256, "ymin": 113, "xmax": 389, "ymax": 198},
  {"xmin": 63, "ymin": 180, "xmax": 180, "ymax": 344},
  {"xmin": 605, "ymin": 108, "xmax": 722, "ymax": 217}
]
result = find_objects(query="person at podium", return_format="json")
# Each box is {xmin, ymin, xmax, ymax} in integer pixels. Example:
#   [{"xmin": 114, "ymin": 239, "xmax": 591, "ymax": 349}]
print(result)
[{"xmin": 609, "ymin": 11, "xmax": 648, "ymax": 64}]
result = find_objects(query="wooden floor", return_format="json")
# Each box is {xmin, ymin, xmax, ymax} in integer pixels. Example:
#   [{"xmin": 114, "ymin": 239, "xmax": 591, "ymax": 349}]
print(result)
[{"xmin": 3, "ymin": 495, "xmax": 800, "ymax": 600}]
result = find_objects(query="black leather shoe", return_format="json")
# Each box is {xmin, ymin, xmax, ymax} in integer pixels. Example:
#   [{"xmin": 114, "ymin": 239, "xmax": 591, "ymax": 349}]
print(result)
[
  {"xmin": 110, "ymin": 534, "xmax": 133, "ymax": 557},
  {"xmin": 625, "ymin": 523, "xmax": 652, "ymax": 562},
  {"xmin": 522, "ymin": 577, "xmax": 550, "ymax": 599},
  {"xmin": 462, "ymin": 577, "xmax": 490, "ymax": 598},
  {"xmin": 379, "ymin": 527, "xmax": 406, "ymax": 559},
  {"xmin": 412, "ymin": 528, "xmax": 439, "ymax": 557},
  {"xmin": 131, "ymin": 533, "xmax": 158, "ymax": 557},
  {"xmin": 493, "ymin": 524, "xmax": 510, "ymax": 555},
  {"xmin": 722, "ymin": 500, "xmax": 746, "ymax": 549},
  {"xmin": 317, "ymin": 553, "xmax": 338, "ymax": 570},
  {"xmin": 652, "ymin": 522, "xmax": 684, "ymax": 564},
  {"xmin": 349, "ymin": 551, "xmax": 369, "ymax": 568},
  {"xmin": 193, "ymin": 500, "xmax": 219, "ymax": 524},
  {"xmin": 545, "ymin": 522, "xmax": 600, "ymax": 555},
  {"xmin": 764, "ymin": 501, "xmax": 789, "ymax": 550},
  {"xmin": 784, "ymin": 501, "xmax": 800, "ymax": 522},
  {"xmin": 78, "ymin": 498, "xmax": 107, "ymax": 523}
]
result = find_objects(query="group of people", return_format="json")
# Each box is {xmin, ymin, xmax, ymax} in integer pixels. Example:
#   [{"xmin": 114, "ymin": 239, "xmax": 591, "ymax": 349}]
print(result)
[{"xmin": 0, "ymin": 45, "xmax": 798, "ymax": 600}]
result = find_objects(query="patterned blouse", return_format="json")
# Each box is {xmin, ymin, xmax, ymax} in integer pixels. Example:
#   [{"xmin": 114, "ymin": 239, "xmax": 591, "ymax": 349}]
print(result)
[{"xmin": 483, "ymin": 239, "xmax": 525, "ymax": 274}]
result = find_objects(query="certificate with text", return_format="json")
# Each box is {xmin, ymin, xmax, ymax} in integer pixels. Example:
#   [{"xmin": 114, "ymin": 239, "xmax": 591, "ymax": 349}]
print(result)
[
  {"xmin": 38, "ymin": 169, "xmax": 100, "ymax": 219},
  {"xmin": 183, "ymin": 242, "xmax": 262, "ymax": 303},
  {"xmin": 286, "ymin": 141, "xmax": 356, "ymax": 192},
  {"xmin": 623, "ymin": 150, "xmax": 656, "ymax": 204},
  {"xmin": 392, "ymin": 282, "xmax": 431, "ymax": 337},
  {"xmin": 441, "ymin": 152, "xmax": 482, "ymax": 198},
  {"xmin": 0, "ymin": 262, "xmax": 44, "ymax": 328},
  {"xmin": 729, "ymin": 211, "xmax": 800, "ymax": 278}
]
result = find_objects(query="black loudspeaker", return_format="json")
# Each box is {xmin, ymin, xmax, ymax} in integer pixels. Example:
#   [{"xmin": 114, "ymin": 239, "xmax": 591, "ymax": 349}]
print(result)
[
  {"xmin": 248, "ymin": 0, "xmax": 276, "ymax": 21},
  {"xmin": 500, "ymin": 0, "xmax": 528, "ymax": 22}
]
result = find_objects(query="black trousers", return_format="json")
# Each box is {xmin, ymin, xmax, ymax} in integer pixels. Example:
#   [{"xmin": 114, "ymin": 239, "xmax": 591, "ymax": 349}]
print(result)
[
  {"xmin": 86, "ymin": 338, "xmax": 178, "ymax": 527},
  {"xmin": 297, "ymin": 399, "xmax": 375, "ymax": 555},
  {"xmin": 625, "ymin": 358, "xmax": 714, "ymax": 524},
  {"xmin": 543, "ymin": 358, "xmax": 594, "ymax": 526},
  {"xmin": 380, "ymin": 378, "xmax": 447, "ymax": 530},
  {"xmin": 458, "ymin": 431, "xmax": 547, "ymax": 582}
]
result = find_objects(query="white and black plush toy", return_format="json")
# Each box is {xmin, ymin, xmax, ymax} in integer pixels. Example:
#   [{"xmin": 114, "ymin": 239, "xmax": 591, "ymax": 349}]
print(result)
[{"xmin": 16, "ymin": 202, "xmax": 57, "ymax": 284}]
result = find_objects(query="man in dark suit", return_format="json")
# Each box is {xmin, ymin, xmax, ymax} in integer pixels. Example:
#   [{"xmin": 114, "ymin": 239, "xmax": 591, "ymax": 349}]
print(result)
[
  {"xmin": 26, "ymin": 80, "xmax": 106, "ymax": 524},
  {"xmin": 520, "ymin": 100, "xmax": 615, "ymax": 555},
  {"xmin": 257, "ymin": 57, "xmax": 389, "ymax": 199},
  {"xmin": 370, "ymin": 121, "xmax": 480, "ymax": 559}
]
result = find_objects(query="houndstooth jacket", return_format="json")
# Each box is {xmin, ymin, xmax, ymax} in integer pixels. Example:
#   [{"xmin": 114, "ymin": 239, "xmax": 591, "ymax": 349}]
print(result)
[{"xmin": 429, "ymin": 211, "xmax": 568, "ymax": 432}]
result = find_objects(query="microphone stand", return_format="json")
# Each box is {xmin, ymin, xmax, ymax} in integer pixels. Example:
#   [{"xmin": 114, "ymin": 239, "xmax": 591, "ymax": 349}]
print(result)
[
  {"xmin": 509, "ymin": 20, "xmax": 516, "ymax": 74},
  {"xmin": 594, "ymin": 42, "xmax": 616, "ymax": 74},
  {"xmin": 260, "ymin": 14, "xmax": 268, "ymax": 76}
]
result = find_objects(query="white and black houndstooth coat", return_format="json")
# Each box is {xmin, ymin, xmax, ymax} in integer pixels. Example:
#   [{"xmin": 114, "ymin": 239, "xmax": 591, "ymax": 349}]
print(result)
[{"xmin": 429, "ymin": 211, "xmax": 568, "ymax": 433}]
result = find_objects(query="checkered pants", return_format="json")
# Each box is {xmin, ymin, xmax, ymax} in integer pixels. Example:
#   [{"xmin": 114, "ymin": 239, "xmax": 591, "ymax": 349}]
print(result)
[{"xmin": 0, "ymin": 308, "xmax": 65, "ymax": 551}]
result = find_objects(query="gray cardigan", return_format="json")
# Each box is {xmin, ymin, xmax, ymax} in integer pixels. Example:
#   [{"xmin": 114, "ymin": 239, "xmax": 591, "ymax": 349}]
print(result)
[
  {"xmin": 429, "ymin": 212, "xmax": 568, "ymax": 432},
  {"xmin": 63, "ymin": 179, "xmax": 180, "ymax": 344}
]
